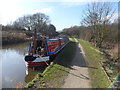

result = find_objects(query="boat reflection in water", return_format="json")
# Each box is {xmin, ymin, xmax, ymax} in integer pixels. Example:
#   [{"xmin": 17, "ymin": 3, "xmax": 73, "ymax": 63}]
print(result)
[{"xmin": 24, "ymin": 65, "xmax": 47, "ymax": 83}]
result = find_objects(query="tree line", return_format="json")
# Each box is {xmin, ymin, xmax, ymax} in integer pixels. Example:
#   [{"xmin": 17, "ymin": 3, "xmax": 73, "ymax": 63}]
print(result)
[
  {"xmin": 2, "ymin": 13, "xmax": 58, "ymax": 37},
  {"xmin": 62, "ymin": 2, "xmax": 118, "ymax": 49},
  {"xmin": 62, "ymin": 22, "xmax": 118, "ymax": 49}
]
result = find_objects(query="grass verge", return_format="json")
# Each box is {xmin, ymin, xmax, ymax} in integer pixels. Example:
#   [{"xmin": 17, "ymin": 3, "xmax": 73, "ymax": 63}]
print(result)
[
  {"xmin": 77, "ymin": 39, "xmax": 111, "ymax": 88},
  {"xmin": 24, "ymin": 41, "xmax": 76, "ymax": 88}
]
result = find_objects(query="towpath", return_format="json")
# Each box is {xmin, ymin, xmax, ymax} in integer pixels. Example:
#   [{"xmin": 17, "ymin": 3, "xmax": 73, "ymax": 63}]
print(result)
[{"xmin": 62, "ymin": 39, "xmax": 91, "ymax": 88}]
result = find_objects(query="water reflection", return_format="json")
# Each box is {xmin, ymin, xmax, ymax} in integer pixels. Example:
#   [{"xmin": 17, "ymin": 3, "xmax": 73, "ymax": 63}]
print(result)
[
  {"xmin": 2, "ymin": 42, "xmax": 30, "ymax": 55},
  {"xmin": 0, "ymin": 54, "xmax": 2, "ymax": 90},
  {"xmin": 25, "ymin": 66, "xmax": 46, "ymax": 83},
  {"xmin": 25, "ymin": 68, "xmax": 38, "ymax": 83},
  {"xmin": 1, "ymin": 42, "xmax": 47, "ymax": 88},
  {"xmin": 1, "ymin": 42, "xmax": 29, "ymax": 88}
]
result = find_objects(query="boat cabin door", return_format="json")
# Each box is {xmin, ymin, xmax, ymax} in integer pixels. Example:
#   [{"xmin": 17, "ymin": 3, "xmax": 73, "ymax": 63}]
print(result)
[{"xmin": 33, "ymin": 39, "xmax": 46, "ymax": 55}]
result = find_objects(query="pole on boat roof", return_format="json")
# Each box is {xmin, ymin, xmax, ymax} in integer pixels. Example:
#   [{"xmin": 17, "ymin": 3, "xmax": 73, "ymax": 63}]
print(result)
[{"xmin": 34, "ymin": 28, "xmax": 37, "ymax": 39}]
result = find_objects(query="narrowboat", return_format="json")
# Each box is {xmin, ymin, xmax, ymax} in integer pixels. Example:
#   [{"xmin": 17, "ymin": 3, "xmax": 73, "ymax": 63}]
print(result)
[{"xmin": 24, "ymin": 34, "xmax": 69, "ymax": 67}]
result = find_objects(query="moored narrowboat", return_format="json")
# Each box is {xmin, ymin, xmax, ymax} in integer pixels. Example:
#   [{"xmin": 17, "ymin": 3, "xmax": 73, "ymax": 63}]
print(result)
[{"xmin": 24, "ymin": 34, "xmax": 69, "ymax": 67}]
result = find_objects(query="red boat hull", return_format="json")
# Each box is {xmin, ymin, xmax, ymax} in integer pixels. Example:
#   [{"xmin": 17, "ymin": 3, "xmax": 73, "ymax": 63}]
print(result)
[{"xmin": 25, "ymin": 61, "xmax": 50, "ymax": 67}]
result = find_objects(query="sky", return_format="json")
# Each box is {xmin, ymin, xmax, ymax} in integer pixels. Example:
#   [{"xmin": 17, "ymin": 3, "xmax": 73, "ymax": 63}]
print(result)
[{"xmin": 0, "ymin": 0, "xmax": 119, "ymax": 31}]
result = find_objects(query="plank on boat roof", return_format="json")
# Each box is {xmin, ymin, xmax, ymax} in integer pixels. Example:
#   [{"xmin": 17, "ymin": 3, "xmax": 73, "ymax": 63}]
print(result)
[{"xmin": 49, "ymin": 39, "xmax": 58, "ymax": 40}]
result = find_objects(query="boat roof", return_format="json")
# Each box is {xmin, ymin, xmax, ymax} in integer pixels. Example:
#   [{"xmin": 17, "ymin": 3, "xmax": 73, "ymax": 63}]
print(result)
[{"xmin": 49, "ymin": 39, "xmax": 58, "ymax": 40}]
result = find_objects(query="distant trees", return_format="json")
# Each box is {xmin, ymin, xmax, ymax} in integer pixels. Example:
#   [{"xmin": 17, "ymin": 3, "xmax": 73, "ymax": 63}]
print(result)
[
  {"xmin": 13, "ymin": 15, "xmax": 33, "ymax": 31},
  {"xmin": 13, "ymin": 13, "xmax": 50, "ymax": 32},
  {"xmin": 2, "ymin": 12, "xmax": 58, "ymax": 37},
  {"xmin": 62, "ymin": 22, "xmax": 118, "ymax": 49},
  {"xmin": 62, "ymin": 2, "xmax": 117, "ymax": 49},
  {"xmin": 81, "ymin": 2, "xmax": 115, "ymax": 48},
  {"xmin": 2, "ymin": 24, "xmax": 26, "ymax": 31},
  {"xmin": 45, "ymin": 24, "xmax": 57, "ymax": 37},
  {"xmin": 62, "ymin": 26, "xmax": 86, "ymax": 37}
]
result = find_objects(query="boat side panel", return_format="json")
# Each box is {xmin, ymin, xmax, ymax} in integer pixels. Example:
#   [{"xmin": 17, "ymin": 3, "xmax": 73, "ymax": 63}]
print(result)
[{"xmin": 47, "ymin": 38, "xmax": 69, "ymax": 55}]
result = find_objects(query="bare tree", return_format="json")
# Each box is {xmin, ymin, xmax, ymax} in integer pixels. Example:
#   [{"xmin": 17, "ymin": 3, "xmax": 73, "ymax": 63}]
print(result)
[
  {"xmin": 81, "ymin": 2, "xmax": 115, "ymax": 48},
  {"xmin": 13, "ymin": 15, "xmax": 33, "ymax": 31},
  {"xmin": 13, "ymin": 13, "xmax": 50, "ymax": 32},
  {"xmin": 32, "ymin": 13, "xmax": 50, "ymax": 32}
]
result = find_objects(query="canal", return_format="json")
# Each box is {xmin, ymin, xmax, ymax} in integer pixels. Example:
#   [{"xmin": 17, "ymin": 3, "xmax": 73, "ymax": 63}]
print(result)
[{"xmin": 1, "ymin": 42, "xmax": 41, "ymax": 88}]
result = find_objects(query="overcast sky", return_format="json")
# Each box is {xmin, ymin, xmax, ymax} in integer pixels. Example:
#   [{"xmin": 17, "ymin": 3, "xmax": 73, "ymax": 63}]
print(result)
[{"xmin": 0, "ymin": 0, "xmax": 119, "ymax": 31}]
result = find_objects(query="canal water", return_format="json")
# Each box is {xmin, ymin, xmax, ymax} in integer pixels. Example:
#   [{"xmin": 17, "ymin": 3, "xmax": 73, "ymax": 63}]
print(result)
[{"xmin": 1, "ymin": 42, "xmax": 40, "ymax": 88}]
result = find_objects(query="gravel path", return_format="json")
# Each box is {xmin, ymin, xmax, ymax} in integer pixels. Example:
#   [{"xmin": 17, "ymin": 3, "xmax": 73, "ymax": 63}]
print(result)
[{"xmin": 62, "ymin": 39, "xmax": 91, "ymax": 88}]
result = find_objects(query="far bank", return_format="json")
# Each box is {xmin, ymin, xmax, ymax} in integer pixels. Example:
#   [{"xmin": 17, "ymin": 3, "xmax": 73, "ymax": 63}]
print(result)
[{"xmin": 2, "ymin": 31, "xmax": 31, "ymax": 45}]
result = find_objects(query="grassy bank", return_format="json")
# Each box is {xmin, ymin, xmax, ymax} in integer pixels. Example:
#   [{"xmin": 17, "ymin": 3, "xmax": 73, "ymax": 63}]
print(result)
[
  {"xmin": 77, "ymin": 39, "xmax": 110, "ymax": 88},
  {"xmin": 25, "ymin": 41, "xmax": 76, "ymax": 88}
]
